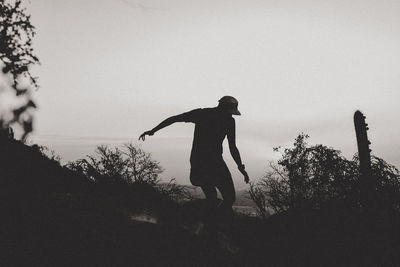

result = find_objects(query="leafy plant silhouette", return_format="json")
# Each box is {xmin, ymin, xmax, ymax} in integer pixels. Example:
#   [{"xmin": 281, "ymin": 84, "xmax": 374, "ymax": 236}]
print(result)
[
  {"xmin": 249, "ymin": 133, "xmax": 400, "ymax": 215},
  {"xmin": 0, "ymin": 0, "xmax": 39, "ymax": 139},
  {"xmin": 67, "ymin": 143, "xmax": 191, "ymax": 203},
  {"xmin": 67, "ymin": 143, "xmax": 163, "ymax": 185}
]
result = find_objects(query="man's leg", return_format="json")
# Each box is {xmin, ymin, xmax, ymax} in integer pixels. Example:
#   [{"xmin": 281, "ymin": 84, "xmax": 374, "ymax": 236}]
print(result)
[
  {"xmin": 201, "ymin": 184, "xmax": 218, "ymax": 207},
  {"xmin": 216, "ymin": 178, "xmax": 236, "ymax": 213},
  {"xmin": 200, "ymin": 184, "xmax": 218, "ymax": 233},
  {"xmin": 215, "ymin": 163, "xmax": 236, "ymax": 216}
]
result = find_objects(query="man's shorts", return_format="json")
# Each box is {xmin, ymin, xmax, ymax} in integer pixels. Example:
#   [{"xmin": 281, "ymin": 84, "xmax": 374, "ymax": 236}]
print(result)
[{"xmin": 189, "ymin": 158, "xmax": 232, "ymax": 187}]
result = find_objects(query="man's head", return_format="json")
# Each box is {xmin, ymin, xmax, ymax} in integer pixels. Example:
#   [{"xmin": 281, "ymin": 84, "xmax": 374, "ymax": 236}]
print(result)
[{"xmin": 218, "ymin": 96, "xmax": 241, "ymax": 115}]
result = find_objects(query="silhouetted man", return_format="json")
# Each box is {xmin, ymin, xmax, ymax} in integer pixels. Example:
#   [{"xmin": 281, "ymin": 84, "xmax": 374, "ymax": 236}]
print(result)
[{"xmin": 139, "ymin": 96, "xmax": 249, "ymax": 216}]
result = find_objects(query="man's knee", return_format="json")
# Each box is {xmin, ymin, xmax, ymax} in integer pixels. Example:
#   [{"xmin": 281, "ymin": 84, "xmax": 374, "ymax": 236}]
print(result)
[
  {"xmin": 222, "ymin": 188, "xmax": 235, "ymax": 205},
  {"xmin": 201, "ymin": 185, "xmax": 217, "ymax": 201}
]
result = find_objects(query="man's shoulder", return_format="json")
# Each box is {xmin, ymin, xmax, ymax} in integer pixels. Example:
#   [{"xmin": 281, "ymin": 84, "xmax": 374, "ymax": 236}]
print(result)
[
  {"xmin": 178, "ymin": 108, "xmax": 206, "ymax": 123},
  {"xmin": 184, "ymin": 107, "xmax": 235, "ymax": 122},
  {"xmin": 184, "ymin": 108, "xmax": 205, "ymax": 116},
  {"xmin": 189, "ymin": 107, "xmax": 214, "ymax": 116},
  {"xmin": 198, "ymin": 107, "xmax": 214, "ymax": 112}
]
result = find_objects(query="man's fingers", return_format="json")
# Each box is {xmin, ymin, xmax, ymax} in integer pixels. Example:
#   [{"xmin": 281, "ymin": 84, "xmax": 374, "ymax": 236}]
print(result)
[
  {"xmin": 139, "ymin": 130, "xmax": 154, "ymax": 141},
  {"xmin": 244, "ymin": 173, "xmax": 250, "ymax": 184}
]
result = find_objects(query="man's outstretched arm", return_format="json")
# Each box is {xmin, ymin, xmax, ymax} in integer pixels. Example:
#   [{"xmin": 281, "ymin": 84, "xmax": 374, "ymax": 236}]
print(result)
[
  {"xmin": 227, "ymin": 120, "xmax": 250, "ymax": 184},
  {"xmin": 139, "ymin": 113, "xmax": 189, "ymax": 141}
]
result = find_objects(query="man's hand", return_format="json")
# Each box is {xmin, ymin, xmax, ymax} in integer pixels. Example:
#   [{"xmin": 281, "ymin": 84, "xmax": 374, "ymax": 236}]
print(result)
[
  {"xmin": 238, "ymin": 164, "xmax": 250, "ymax": 184},
  {"xmin": 138, "ymin": 130, "xmax": 154, "ymax": 141},
  {"xmin": 241, "ymin": 170, "xmax": 250, "ymax": 184}
]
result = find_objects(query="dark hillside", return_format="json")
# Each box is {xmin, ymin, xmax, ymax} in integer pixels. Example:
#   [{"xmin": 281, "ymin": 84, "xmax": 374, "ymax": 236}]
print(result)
[
  {"xmin": 0, "ymin": 139, "xmax": 92, "ymax": 194},
  {"xmin": 2, "ymin": 138, "xmax": 400, "ymax": 266},
  {"xmin": 0, "ymin": 139, "xmax": 236, "ymax": 266}
]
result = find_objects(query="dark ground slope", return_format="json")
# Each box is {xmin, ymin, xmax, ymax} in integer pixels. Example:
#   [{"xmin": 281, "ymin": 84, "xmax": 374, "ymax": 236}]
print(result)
[
  {"xmin": 2, "ymin": 139, "xmax": 400, "ymax": 266},
  {"xmin": 0, "ymin": 139, "xmax": 236, "ymax": 266}
]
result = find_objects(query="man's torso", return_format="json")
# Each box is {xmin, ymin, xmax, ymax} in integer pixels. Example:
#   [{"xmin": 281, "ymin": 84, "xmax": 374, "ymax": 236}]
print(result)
[{"xmin": 181, "ymin": 107, "xmax": 234, "ymax": 164}]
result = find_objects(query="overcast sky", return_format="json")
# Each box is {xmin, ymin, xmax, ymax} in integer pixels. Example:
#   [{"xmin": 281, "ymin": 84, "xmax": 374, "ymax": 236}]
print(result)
[{"xmin": 28, "ymin": 0, "xmax": 400, "ymax": 188}]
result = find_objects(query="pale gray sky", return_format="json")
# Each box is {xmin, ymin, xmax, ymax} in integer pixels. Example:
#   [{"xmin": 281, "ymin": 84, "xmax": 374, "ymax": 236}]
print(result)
[{"xmin": 28, "ymin": 0, "xmax": 400, "ymax": 188}]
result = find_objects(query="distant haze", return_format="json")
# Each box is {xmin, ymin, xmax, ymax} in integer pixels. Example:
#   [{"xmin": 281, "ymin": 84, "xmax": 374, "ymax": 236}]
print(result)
[{"xmin": 29, "ymin": 0, "xmax": 400, "ymax": 189}]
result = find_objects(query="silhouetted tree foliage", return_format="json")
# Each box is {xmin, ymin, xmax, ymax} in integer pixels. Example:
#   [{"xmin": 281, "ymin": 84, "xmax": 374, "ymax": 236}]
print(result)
[
  {"xmin": 32, "ymin": 143, "xmax": 62, "ymax": 163},
  {"xmin": 371, "ymin": 156, "xmax": 400, "ymax": 212},
  {"xmin": 66, "ymin": 143, "xmax": 192, "ymax": 203},
  {"xmin": 67, "ymin": 143, "xmax": 163, "ymax": 185},
  {"xmin": 0, "ymin": 0, "xmax": 39, "ymax": 139},
  {"xmin": 248, "ymin": 182, "xmax": 269, "ymax": 219},
  {"xmin": 249, "ymin": 134, "xmax": 400, "ymax": 215}
]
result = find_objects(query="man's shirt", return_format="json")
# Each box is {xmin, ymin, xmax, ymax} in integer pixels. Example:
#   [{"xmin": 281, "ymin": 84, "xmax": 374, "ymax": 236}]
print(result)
[{"xmin": 178, "ymin": 107, "xmax": 235, "ymax": 165}]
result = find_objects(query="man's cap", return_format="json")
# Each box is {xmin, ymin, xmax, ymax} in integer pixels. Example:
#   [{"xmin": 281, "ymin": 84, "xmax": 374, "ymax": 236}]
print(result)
[{"xmin": 218, "ymin": 96, "xmax": 241, "ymax": 115}]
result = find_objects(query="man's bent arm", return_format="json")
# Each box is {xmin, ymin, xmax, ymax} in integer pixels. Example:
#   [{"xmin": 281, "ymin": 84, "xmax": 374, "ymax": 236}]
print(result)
[
  {"xmin": 227, "ymin": 120, "xmax": 244, "ymax": 168},
  {"xmin": 150, "ymin": 114, "xmax": 187, "ymax": 134},
  {"xmin": 139, "ymin": 113, "xmax": 189, "ymax": 140},
  {"xmin": 230, "ymin": 145, "xmax": 244, "ymax": 168},
  {"xmin": 227, "ymin": 119, "xmax": 249, "ymax": 183}
]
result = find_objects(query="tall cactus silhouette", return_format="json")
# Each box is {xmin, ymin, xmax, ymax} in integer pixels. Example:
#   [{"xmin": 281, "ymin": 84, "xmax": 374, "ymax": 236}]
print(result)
[{"xmin": 354, "ymin": 110, "xmax": 375, "ymax": 211}]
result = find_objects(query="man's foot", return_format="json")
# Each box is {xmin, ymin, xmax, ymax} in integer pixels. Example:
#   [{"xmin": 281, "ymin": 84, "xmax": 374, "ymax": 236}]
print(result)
[{"xmin": 216, "ymin": 204, "xmax": 234, "ymax": 222}]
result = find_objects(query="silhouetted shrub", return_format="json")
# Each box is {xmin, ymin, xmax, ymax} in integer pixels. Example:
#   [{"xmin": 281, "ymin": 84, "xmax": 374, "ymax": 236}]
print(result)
[
  {"xmin": 32, "ymin": 144, "xmax": 62, "ymax": 163},
  {"xmin": 371, "ymin": 156, "xmax": 400, "ymax": 212},
  {"xmin": 249, "ymin": 134, "xmax": 400, "ymax": 215},
  {"xmin": 66, "ymin": 143, "xmax": 191, "ymax": 206},
  {"xmin": 248, "ymin": 181, "xmax": 269, "ymax": 219},
  {"xmin": 0, "ymin": 0, "xmax": 39, "ymax": 139},
  {"xmin": 67, "ymin": 143, "xmax": 162, "ymax": 186}
]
